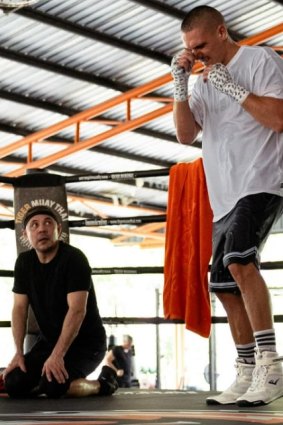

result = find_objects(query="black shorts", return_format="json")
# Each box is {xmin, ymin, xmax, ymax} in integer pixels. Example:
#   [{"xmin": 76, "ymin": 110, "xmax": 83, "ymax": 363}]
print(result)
[{"xmin": 210, "ymin": 193, "xmax": 283, "ymax": 294}]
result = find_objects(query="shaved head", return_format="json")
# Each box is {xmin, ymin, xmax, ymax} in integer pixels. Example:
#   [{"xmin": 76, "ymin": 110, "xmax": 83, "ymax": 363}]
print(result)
[{"xmin": 181, "ymin": 5, "xmax": 225, "ymax": 33}]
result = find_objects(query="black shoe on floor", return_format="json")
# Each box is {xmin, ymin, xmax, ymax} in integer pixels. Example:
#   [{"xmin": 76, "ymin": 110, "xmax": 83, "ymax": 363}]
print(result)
[{"xmin": 98, "ymin": 366, "xmax": 118, "ymax": 396}]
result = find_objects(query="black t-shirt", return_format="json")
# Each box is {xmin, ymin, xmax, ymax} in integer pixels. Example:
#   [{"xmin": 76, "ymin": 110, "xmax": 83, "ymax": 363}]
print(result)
[
  {"xmin": 13, "ymin": 241, "xmax": 106, "ymax": 352},
  {"xmin": 112, "ymin": 345, "xmax": 132, "ymax": 386}
]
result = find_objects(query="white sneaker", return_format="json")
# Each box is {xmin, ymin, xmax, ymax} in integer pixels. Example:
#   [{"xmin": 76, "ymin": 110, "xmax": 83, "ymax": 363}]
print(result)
[
  {"xmin": 206, "ymin": 359, "xmax": 254, "ymax": 405},
  {"xmin": 236, "ymin": 351, "xmax": 283, "ymax": 406}
]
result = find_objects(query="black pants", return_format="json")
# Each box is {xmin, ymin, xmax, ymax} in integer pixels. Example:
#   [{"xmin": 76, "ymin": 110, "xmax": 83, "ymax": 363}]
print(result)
[{"xmin": 5, "ymin": 338, "xmax": 105, "ymax": 398}]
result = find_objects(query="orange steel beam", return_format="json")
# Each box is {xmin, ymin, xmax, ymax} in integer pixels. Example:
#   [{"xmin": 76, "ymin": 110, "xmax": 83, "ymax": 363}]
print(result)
[
  {"xmin": 79, "ymin": 199, "xmax": 108, "ymax": 219},
  {"xmin": 5, "ymin": 103, "xmax": 173, "ymax": 177},
  {"xmin": 136, "ymin": 222, "xmax": 166, "ymax": 233},
  {"xmin": 139, "ymin": 240, "xmax": 164, "ymax": 248},
  {"xmin": 0, "ymin": 23, "xmax": 281, "ymax": 178},
  {"xmin": 241, "ymin": 23, "xmax": 283, "ymax": 46},
  {"xmin": 0, "ymin": 73, "xmax": 172, "ymax": 160},
  {"xmin": 112, "ymin": 223, "xmax": 165, "ymax": 244},
  {"xmin": 89, "ymin": 119, "xmax": 120, "ymax": 125}
]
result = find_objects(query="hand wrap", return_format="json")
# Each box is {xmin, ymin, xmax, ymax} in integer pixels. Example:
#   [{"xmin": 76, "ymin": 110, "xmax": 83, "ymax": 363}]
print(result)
[
  {"xmin": 208, "ymin": 63, "xmax": 249, "ymax": 104},
  {"xmin": 171, "ymin": 53, "xmax": 190, "ymax": 102}
]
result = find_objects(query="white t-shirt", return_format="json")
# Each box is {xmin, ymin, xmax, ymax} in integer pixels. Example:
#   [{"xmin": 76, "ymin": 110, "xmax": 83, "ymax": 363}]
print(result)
[{"xmin": 189, "ymin": 46, "xmax": 283, "ymax": 222}]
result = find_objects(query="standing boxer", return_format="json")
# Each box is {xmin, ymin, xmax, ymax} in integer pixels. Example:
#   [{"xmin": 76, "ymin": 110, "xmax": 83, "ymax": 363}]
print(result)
[{"xmin": 171, "ymin": 5, "xmax": 283, "ymax": 406}]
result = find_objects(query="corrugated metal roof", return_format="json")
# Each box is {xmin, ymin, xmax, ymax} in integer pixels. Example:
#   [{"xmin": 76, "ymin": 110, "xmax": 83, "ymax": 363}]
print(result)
[{"xmin": 0, "ymin": 0, "xmax": 281, "ymax": 240}]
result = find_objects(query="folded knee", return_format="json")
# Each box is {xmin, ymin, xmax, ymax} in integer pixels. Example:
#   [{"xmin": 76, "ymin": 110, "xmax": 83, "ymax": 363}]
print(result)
[
  {"xmin": 39, "ymin": 375, "xmax": 70, "ymax": 398},
  {"xmin": 5, "ymin": 368, "xmax": 31, "ymax": 398}
]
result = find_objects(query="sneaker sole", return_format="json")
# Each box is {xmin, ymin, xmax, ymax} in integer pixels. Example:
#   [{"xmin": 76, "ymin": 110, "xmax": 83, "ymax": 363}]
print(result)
[
  {"xmin": 236, "ymin": 399, "xmax": 265, "ymax": 407},
  {"xmin": 236, "ymin": 392, "xmax": 283, "ymax": 407},
  {"xmin": 206, "ymin": 399, "xmax": 236, "ymax": 405}
]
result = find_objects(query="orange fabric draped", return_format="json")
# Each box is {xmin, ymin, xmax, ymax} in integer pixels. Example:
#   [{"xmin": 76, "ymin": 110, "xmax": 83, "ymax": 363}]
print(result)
[{"xmin": 163, "ymin": 158, "xmax": 213, "ymax": 338}]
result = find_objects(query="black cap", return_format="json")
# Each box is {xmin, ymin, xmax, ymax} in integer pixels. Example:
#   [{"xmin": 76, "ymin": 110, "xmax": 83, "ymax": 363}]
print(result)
[{"xmin": 23, "ymin": 206, "xmax": 60, "ymax": 228}]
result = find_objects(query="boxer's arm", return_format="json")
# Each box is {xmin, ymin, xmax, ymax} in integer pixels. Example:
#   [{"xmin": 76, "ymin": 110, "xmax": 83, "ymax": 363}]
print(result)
[
  {"xmin": 205, "ymin": 63, "xmax": 249, "ymax": 104},
  {"xmin": 173, "ymin": 101, "xmax": 201, "ymax": 144},
  {"xmin": 171, "ymin": 51, "xmax": 202, "ymax": 144},
  {"xmin": 241, "ymin": 95, "xmax": 283, "ymax": 133},
  {"xmin": 206, "ymin": 63, "xmax": 283, "ymax": 132}
]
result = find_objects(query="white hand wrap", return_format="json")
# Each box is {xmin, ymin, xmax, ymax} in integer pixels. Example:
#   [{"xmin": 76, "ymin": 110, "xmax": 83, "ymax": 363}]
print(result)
[
  {"xmin": 208, "ymin": 63, "xmax": 249, "ymax": 104},
  {"xmin": 171, "ymin": 54, "xmax": 190, "ymax": 102}
]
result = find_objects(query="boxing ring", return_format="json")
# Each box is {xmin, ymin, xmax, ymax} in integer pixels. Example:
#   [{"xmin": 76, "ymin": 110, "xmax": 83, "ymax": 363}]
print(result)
[
  {"xmin": 0, "ymin": 168, "xmax": 283, "ymax": 425},
  {"xmin": 1, "ymin": 389, "xmax": 283, "ymax": 425}
]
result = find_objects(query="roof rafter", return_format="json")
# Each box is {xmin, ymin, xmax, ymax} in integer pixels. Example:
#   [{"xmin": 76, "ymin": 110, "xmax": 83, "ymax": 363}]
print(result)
[
  {"xmin": 0, "ymin": 73, "xmax": 174, "ymax": 174},
  {"xmin": 0, "ymin": 121, "xmax": 175, "ymax": 168},
  {"xmin": 0, "ymin": 88, "xmax": 181, "ymax": 146},
  {"xmin": 131, "ymin": 0, "xmax": 242, "ymax": 40},
  {"xmin": 17, "ymin": 7, "xmax": 171, "ymax": 65},
  {"xmin": 130, "ymin": 0, "xmax": 186, "ymax": 19},
  {"xmin": 0, "ymin": 46, "xmax": 172, "ymax": 104},
  {"xmin": 0, "ymin": 46, "xmax": 131, "ymax": 93},
  {"xmin": 0, "ymin": 23, "xmax": 281, "ymax": 179}
]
